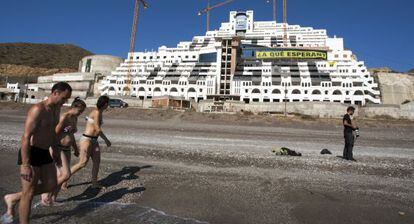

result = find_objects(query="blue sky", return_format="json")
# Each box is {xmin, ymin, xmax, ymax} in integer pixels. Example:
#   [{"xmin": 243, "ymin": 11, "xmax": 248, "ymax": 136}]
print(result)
[{"xmin": 1, "ymin": 0, "xmax": 413, "ymax": 71}]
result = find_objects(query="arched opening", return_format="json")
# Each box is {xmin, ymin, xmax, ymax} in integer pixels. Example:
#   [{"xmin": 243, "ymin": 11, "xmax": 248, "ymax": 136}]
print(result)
[
  {"xmin": 354, "ymin": 90, "xmax": 363, "ymax": 96},
  {"xmin": 170, "ymin": 87, "xmax": 178, "ymax": 92},
  {"xmin": 272, "ymin": 89, "xmax": 281, "ymax": 94},
  {"xmin": 292, "ymin": 89, "xmax": 301, "ymax": 94},
  {"xmin": 109, "ymin": 87, "xmax": 115, "ymax": 91},
  {"xmin": 312, "ymin": 90, "xmax": 321, "ymax": 95},
  {"xmin": 138, "ymin": 87, "xmax": 146, "ymax": 92},
  {"xmin": 333, "ymin": 90, "xmax": 342, "ymax": 95},
  {"xmin": 154, "ymin": 87, "xmax": 161, "ymax": 92},
  {"xmin": 188, "ymin": 88, "xmax": 196, "ymax": 93},
  {"xmin": 252, "ymin": 89, "xmax": 260, "ymax": 94}
]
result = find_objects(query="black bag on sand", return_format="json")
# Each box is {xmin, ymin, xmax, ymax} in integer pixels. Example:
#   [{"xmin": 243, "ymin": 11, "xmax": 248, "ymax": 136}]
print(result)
[{"xmin": 320, "ymin": 149, "xmax": 332, "ymax": 155}]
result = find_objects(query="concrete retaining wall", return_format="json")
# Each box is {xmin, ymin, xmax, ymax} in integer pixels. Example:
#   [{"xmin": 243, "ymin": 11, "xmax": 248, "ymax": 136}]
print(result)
[
  {"xmin": 198, "ymin": 101, "xmax": 351, "ymax": 118},
  {"xmin": 360, "ymin": 102, "xmax": 414, "ymax": 120},
  {"xmin": 197, "ymin": 101, "xmax": 414, "ymax": 120}
]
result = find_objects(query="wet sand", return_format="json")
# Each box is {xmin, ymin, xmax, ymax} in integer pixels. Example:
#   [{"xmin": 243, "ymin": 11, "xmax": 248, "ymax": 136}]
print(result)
[{"xmin": 0, "ymin": 103, "xmax": 413, "ymax": 223}]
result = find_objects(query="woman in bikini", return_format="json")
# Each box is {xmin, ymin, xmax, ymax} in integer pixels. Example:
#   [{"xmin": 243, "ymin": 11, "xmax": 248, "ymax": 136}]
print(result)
[
  {"xmin": 41, "ymin": 97, "xmax": 86, "ymax": 205},
  {"xmin": 66, "ymin": 95, "xmax": 111, "ymax": 188}
]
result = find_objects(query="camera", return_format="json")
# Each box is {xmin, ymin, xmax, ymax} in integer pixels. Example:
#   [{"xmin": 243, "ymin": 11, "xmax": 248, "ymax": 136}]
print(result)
[{"xmin": 355, "ymin": 128, "xmax": 360, "ymax": 138}]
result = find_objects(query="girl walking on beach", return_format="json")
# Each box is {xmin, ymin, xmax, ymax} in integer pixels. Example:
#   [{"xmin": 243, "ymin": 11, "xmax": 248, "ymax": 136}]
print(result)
[
  {"xmin": 65, "ymin": 96, "xmax": 111, "ymax": 189},
  {"xmin": 41, "ymin": 97, "xmax": 86, "ymax": 205}
]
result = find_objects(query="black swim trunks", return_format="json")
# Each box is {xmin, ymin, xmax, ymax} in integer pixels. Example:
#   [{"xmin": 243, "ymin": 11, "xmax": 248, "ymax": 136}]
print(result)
[{"xmin": 17, "ymin": 146, "xmax": 54, "ymax": 167}]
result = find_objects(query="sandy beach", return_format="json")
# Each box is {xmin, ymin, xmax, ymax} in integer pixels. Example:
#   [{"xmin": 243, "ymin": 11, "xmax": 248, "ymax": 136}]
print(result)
[{"xmin": 0, "ymin": 103, "xmax": 413, "ymax": 224}]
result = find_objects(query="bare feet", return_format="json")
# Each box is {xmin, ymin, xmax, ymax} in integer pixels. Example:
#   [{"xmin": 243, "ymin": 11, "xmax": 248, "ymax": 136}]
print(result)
[
  {"xmin": 0, "ymin": 213, "xmax": 13, "ymax": 224},
  {"xmin": 4, "ymin": 194, "xmax": 16, "ymax": 217},
  {"xmin": 40, "ymin": 199, "xmax": 52, "ymax": 207},
  {"xmin": 61, "ymin": 183, "xmax": 69, "ymax": 191}
]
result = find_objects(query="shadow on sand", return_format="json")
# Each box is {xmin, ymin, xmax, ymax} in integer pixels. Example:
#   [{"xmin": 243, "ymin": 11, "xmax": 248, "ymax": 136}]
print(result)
[{"xmin": 31, "ymin": 165, "xmax": 151, "ymax": 223}]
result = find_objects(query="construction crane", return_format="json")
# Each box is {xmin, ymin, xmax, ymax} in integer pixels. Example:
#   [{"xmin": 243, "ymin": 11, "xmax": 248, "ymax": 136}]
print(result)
[
  {"xmin": 125, "ymin": 0, "xmax": 149, "ymax": 96},
  {"xmin": 198, "ymin": 0, "xmax": 234, "ymax": 32},
  {"xmin": 266, "ymin": 0, "xmax": 277, "ymax": 22},
  {"xmin": 283, "ymin": 0, "xmax": 288, "ymax": 46}
]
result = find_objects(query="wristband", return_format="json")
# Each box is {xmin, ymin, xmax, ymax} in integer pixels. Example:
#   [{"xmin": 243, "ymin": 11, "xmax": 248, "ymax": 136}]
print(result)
[{"xmin": 21, "ymin": 164, "xmax": 31, "ymax": 168}]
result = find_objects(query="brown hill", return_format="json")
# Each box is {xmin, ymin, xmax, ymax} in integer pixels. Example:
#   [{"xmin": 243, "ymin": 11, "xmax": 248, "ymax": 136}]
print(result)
[
  {"xmin": 0, "ymin": 43, "xmax": 93, "ymax": 69},
  {"xmin": 0, "ymin": 43, "xmax": 93, "ymax": 86}
]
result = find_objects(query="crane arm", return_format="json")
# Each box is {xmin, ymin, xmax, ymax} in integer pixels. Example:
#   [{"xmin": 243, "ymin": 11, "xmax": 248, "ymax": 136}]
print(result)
[{"xmin": 199, "ymin": 0, "xmax": 233, "ymax": 14}]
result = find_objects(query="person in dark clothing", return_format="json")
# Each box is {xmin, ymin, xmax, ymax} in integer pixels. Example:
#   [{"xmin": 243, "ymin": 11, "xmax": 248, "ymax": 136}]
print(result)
[{"xmin": 343, "ymin": 106, "xmax": 358, "ymax": 161}]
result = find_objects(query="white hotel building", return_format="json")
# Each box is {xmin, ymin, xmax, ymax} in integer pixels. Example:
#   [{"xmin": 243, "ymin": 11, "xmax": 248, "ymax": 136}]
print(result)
[{"xmin": 100, "ymin": 11, "xmax": 381, "ymax": 105}]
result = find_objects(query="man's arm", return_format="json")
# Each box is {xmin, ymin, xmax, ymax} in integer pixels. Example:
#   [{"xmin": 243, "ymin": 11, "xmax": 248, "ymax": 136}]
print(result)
[
  {"xmin": 51, "ymin": 108, "xmax": 62, "ymax": 165},
  {"xmin": 20, "ymin": 105, "xmax": 42, "ymax": 182},
  {"xmin": 343, "ymin": 117, "xmax": 357, "ymax": 129}
]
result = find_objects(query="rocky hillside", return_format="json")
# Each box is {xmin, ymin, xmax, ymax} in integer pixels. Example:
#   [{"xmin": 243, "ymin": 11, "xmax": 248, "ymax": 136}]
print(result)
[
  {"xmin": 0, "ymin": 43, "xmax": 93, "ymax": 86},
  {"xmin": 0, "ymin": 43, "xmax": 93, "ymax": 69}
]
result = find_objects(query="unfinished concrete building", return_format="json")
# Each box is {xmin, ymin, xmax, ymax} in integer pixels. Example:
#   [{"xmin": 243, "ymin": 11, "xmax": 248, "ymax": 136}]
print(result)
[{"xmin": 25, "ymin": 55, "xmax": 123, "ymax": 99}]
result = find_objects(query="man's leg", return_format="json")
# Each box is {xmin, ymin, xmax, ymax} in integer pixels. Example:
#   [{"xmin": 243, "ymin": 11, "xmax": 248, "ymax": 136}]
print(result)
[
  {"xmin": 347, "ymin": 135, "xmax": 355, "ymax": 160},
  {"xmin": 18, "ymin": 167, "xmax": 40, "ymax": 224},
  {"xmin": 4, "ymin": 164, "xmax": 57, "ymax": 222},
  {"xmin": 343, "ymin": 136, "xmax": 349, "ymax": 159}
]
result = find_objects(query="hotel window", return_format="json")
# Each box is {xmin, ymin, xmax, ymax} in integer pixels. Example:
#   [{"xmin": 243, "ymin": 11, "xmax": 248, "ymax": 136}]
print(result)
[{"xmin": 334, "ymin": 54, "xmax": 338, "ymax": 58}]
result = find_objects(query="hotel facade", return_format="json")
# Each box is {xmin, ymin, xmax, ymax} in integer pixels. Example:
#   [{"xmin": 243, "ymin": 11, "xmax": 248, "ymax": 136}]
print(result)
[{"xmin": 99, "ymin": 11, "xmax": 381, "ymax": 106}]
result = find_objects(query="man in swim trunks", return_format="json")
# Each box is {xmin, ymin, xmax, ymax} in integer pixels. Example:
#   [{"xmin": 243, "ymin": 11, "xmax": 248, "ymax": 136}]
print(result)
[{"xmin": 1, "ymin": 82, "xmax": 72, "ymax": 224}]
